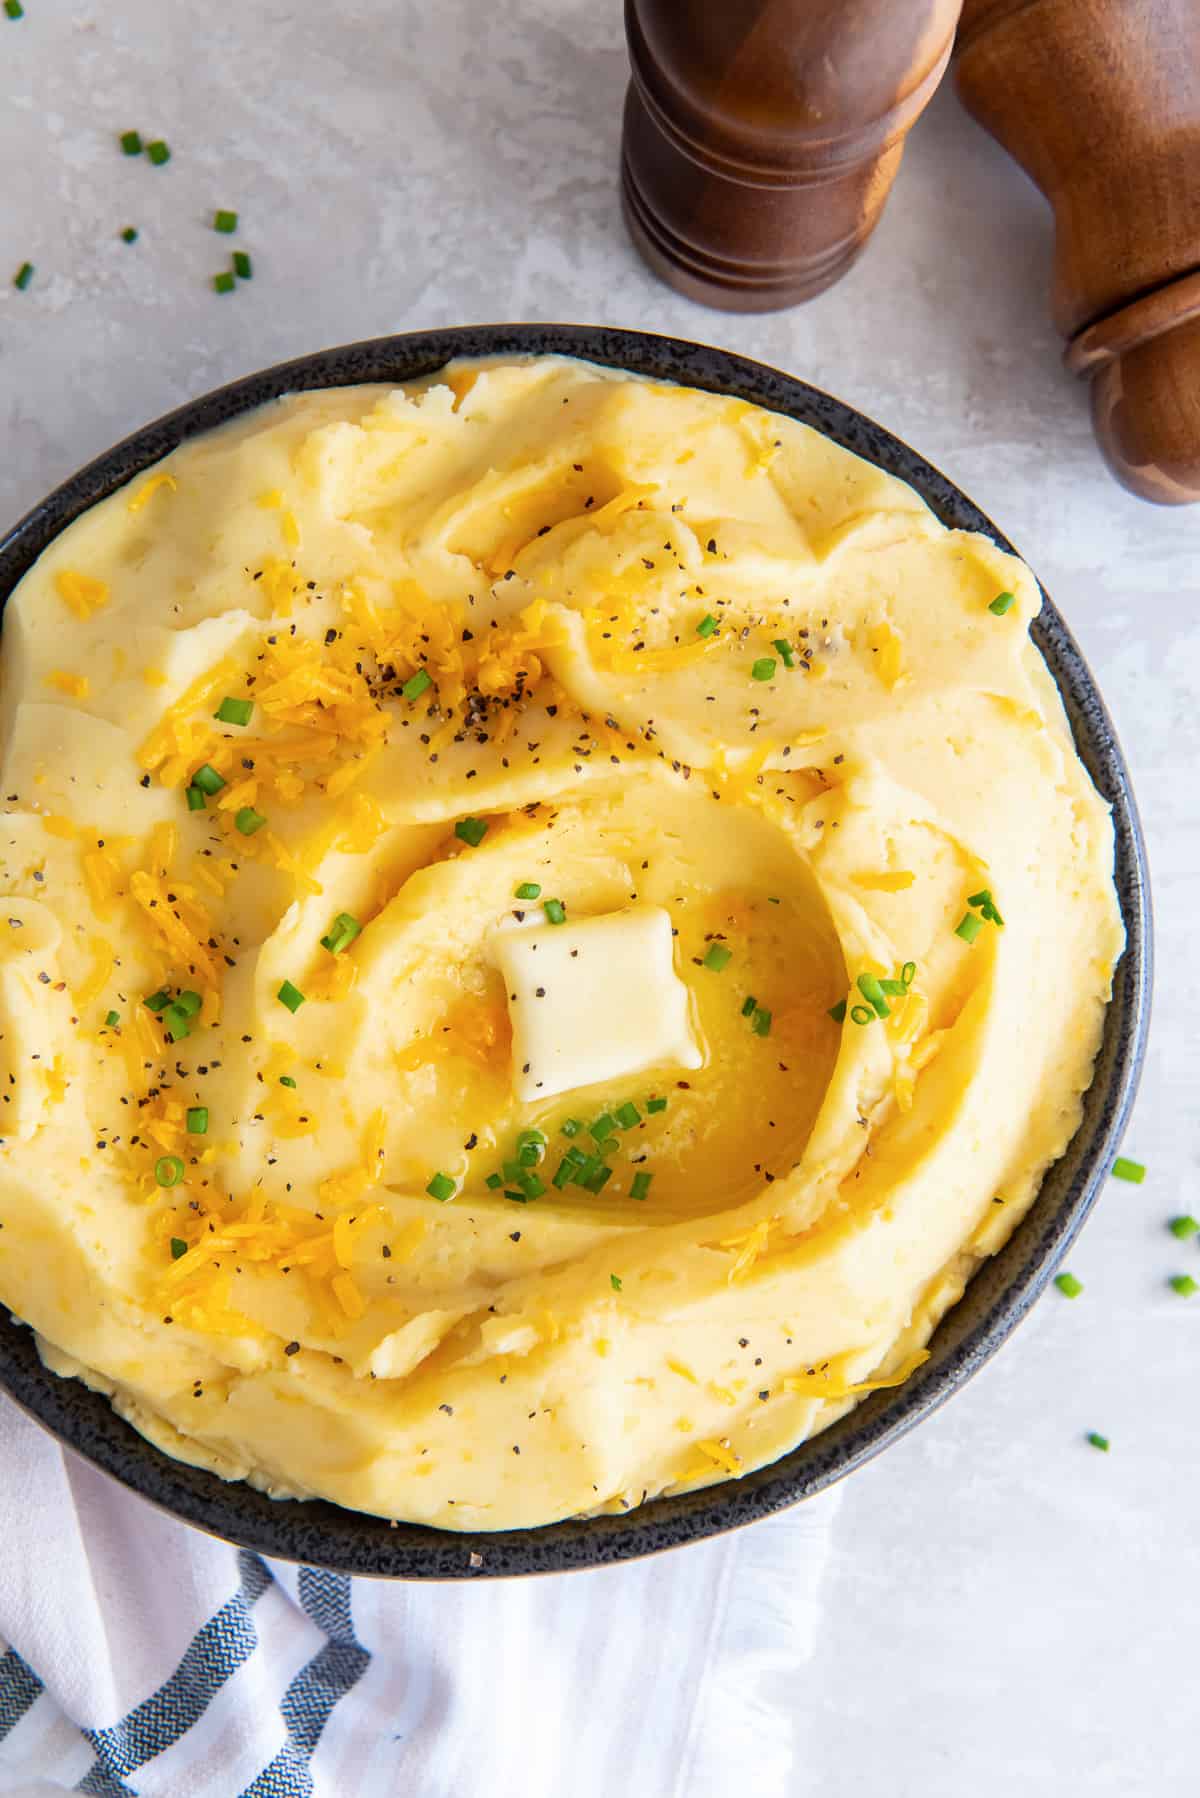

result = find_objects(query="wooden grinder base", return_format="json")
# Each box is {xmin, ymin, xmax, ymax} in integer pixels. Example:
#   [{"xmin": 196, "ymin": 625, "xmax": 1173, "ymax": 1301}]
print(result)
[{"xmin": 957, "ymin": 0, "xmax": 1200, "ymax": 504}]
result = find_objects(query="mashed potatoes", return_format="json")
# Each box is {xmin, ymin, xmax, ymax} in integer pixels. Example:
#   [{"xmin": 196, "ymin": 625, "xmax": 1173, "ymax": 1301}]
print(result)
[{"xmin": 0, "ymin": 358, "xmax": 1122, "ymax": 1529}]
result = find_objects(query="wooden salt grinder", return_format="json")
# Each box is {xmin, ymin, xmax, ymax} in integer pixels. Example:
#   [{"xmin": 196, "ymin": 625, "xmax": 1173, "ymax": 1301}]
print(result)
[
  {"xmin": 956, "ymin": 0, "xmax": 1200, "ymax": 504},
  {"xmin": 621, "ymin": 0, "xmax": 963, "ymax": 312}
]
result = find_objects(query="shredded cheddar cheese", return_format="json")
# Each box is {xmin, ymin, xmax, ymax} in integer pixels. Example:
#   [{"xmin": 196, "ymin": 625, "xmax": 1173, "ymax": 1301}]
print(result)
[
  {"xmin": 128, "ymin": 868, "xmax": 223, "ymax": 998},
  {"xmin": 45, "ymin": 671, "xmax": 89, "ymax": 700},
  {"xmin": 782, "ymin": 1348, "xmax": 930, "ymax": 1402},
  {"xmin": 126, "ymin": 471, "xmax": 177, "ymax": 514},
  {"xmin": 73, "ymin": 936, "xmax": 115, "ymax": 1009},
  {"xmin": 695, "ymin": 1437, "xmax": 742, "ymax": 1474},
  {"xmin": 719, "ymin": 1218, "xmax": 773, "ymax": 1283},
  {"xmin": 44, "ymin": 1055, "xmax": 69, "ymax": 1104},
  {"xmin": 666, "ymin": 1356, "xmax": 697, "ymax": 1384},
  {"xmin": 54, "ymin": 572, "xmax": 109, "ymax": 619},
  {"xmin": 866, "ymin": 619, "xmax": 908, "ymax": 690},
  {"xmin": 852, "ymin": 870, "xmax": 916, "ymax": 892}
]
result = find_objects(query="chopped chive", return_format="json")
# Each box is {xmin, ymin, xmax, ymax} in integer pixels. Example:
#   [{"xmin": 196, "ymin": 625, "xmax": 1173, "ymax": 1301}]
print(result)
[
  {"xmin": 751, "ymin": 1006, "xmax": 772, "ymax": 1037},
  {"xmin": 146, "ymin": 140, "xmax": 171, "ymax": 166},
  {"xmin": 551, "ymin": 1157, "xmax": 574, "ymax": 1189},
  {"xmin": 878, "ymin": 978, "xmax": 908, "ymax": 996},
  {"xmin": 516, "ymin": 1127, "xmax": 546, "ymax": 1151},
  {"xmin": 143, "ymin": 990, "xmax": 172, "ymax": 1012},
  {"xmin": 1111, "ymin": 1156, "xmax": 1145, "ymax": 1184},
  {"xmin": 170, "ymin": 1237, "xmax": 188, "ymax": 1260},
  {"xmin": 570, "ymin": 1153, "xmax": 601, "ymax": 1188},
  {"xmin": 900, "ymin": 961, "xmax": 916, "ymax": 987},
  {"xmin": 543, "ymin": 898, "xmax": 566, "ymax": 925},
  {"xmin": 614, "ymin": 1101, "xmax": 641, "ymax": 1129},
  {"xmin": 1087, "ymin": 1431, "xmax": 1110, "ymax": 1453},
  {"xmin": 163, "ymin": 1005, "xmax": 192, "ymax": 1042},
  {"xmin": 561, "ymin": 1117, "xmax": 583, "ymax": 1138},
  {"xmin": 176, "ymin": 990, "xmax": 203, "ymax": 1016},
  {"xmin": 277, "ymin": 980, "xmax": 305, "ymax": 1013},
  {"xmin": 610, "ymin": 1274, "xmax": 623, "ymax": 1291},
  {"xmin": 119, "ymin": 129, "xmax": 143, "ymax": 155},
  {"xmin": 213, "ymin": 209, "xmax": 239, "ymax": 234},
  {"xmin": 589, "ymin": 1113, "xmax": 617, "ymax": 1143},
  {"xmin": 104, "ymin": 1009, "xmax": 121, "ymax": 1028},
  {"xmin": 750, "ymin": 657, "xmax": 776, "ymax": 682},
  {"xmin": 214, "ymin": 695, "xmax": 253, "ymax": 725},
  {"xmin": 967, "ymin": 887, "xmax": 1005, "ymax": 927},
  {"xmin": 1054, "ymin": 1272, "xmax": 1083, "ymax": 1298},
  {"xmin": 646, "ymin": 1096, "xmax": 667, "ymax": 1114},
  {"xmin": 849, "ymin": 1004, "xmax": 874, "ymax": 1026},
  {"xmin": 1168, "ymin": 1215, "xmax": 1199, "ymax": 1240},
  {"xmin": 702, "ymin": 942, "xmax": 732, "ymax": 971},
  {"xmin": 516, "ymin": 1170, "xmax": 545, "ymax": 1199},
  {"xmin": 772, "ymin": 638, "xmax": 795, "ymax": 668},
  {"xmin": 155, "ymin": 1155, "xmax": 184, "ymax": 1188},
  {"xmin": 503, "ymin": 1189, "xmax": 529, "ymax": 1203},
  {"xmin": 401, "ymin": 668, "xmax": 432, "ymax": 701},
  {"xmin": 454, "ymin": 816, "xmax": 488, "ymax": 848},
  {"xmin": 954, "ymin": 911, "xmax": 983, "ymax": 944},
  {"xmin": 186, "ymin": 1106, "xmax": 209, "ymax": 1135},
  {"xmin": 485, "ymin": 1172, "xmax": 503, "ymax": 1190},
  {"xmin": 232, "ymin": 250, "xmax": 252, "ymax": 280},
  {"xmin": 235, "ymin": 807, "xmax": 267, "ymax": 836},
  {"xmin": 516, "ymin": 1142, "xmax": 541, "ymax": 1169},
  {"xmin": 1169, "ymin": 1274, "xmax": 1198, "ymax": 1297},
  {"xmin": 5, "ymin": 1, "xmax": 24, "ymax": 17},
  {"xmin": 988, "ymin": 591, "xmax": 1015, "ymax": 616},
  {"xmin": 278, "ymin": 1075, "xmax": 297, "ymax": 1089},
  {"xmin": 12, "ymin": 262, "xmax": 33, "ymax": 292},
  {"xmin": 426, "ymin": 1171, "xmax": 456, "ymax": 1202},
  {"xmin": 856, "ymin": 973, "xmax": 890, "ymax": 1019},
  {"xmin": 320, "ymin": 912, "xmax": 361, "ymax": 955},
  {"xmin": 213, "ymin": 271, "xmax": 235, "ymax": 295},
  {"xmin": 191, "ymin": 763, "xmax": 225, "ymax": 795},
  {"xmin": 696, "ymin": 614, "xmax": 718, "ymax": 638},
  {"xmin": 121, "ymin": 227, "xmax": 139, "ymax": 244},
  {"xmin": 515, "ymin": 882, "xmax": 542, "ymax": 900},
  {"xmin": 584, "ymin": 1164, "xmax": 613, "ymax": 1194},
  {"xmin": 630, "ymin": 1171, "xmax": 653, "ymax": 1201},
  {"xmin": 828, "ymin": 999, "xmax": 847, "ymax": 1023},
  {"xmin": 741, "ymin": 994, "xmax": 757, "ymax": 1017},
  {"xmin": 185, "ymin": 784, "xmax": 207, "ymax": 812}
]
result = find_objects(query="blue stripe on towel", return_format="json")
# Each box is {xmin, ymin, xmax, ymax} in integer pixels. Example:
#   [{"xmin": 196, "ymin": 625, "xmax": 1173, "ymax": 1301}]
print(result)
[
  {"xmin": 0, "ymin": 1645, "xmax": 43, "ymax": 1742},
  {"xmin": 77, "ymin": 1551, "xmax": 271, "ymax": 1786},
  {"xmin": 241, "ymin": 1572, "xmax": 370, "ymax": 1798},
  {"xmin": 76, "ymin": 1761, "xmax": 138, "ymax": 1797}
]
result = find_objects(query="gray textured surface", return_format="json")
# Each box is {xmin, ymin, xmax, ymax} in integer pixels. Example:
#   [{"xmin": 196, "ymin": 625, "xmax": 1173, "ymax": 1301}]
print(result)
[{"xmin": 1, "ymin": 4, "xmax": 1197, "ymax": 1793}]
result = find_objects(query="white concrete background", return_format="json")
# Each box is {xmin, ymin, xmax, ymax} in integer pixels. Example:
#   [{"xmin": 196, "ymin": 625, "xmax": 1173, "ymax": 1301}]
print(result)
[{"xmin": 1, "ymin": 3, "xmax": 1197, "ymax": 1793}]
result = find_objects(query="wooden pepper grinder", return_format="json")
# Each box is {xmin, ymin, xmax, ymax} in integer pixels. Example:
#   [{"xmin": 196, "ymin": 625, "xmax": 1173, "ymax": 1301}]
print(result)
[
  {"xmin": 956, "ymin": 0, "xmax": 1200, "ymax": 504},
  {"xmin": 621, "ymin": 0, "xmax": 963, "ymax": 312}
]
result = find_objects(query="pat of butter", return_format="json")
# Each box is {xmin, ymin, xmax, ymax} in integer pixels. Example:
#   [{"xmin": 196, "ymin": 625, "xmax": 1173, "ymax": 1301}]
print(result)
[{"xmin": 493, "ymin": 904, "xmax": 702, "ymax": 1103}]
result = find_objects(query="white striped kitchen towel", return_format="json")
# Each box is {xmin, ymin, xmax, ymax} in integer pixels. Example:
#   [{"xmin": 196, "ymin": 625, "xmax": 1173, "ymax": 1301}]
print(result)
[{"xmin": 0, "ymin": 1393, "xmax": 839, "ymax": 1797}]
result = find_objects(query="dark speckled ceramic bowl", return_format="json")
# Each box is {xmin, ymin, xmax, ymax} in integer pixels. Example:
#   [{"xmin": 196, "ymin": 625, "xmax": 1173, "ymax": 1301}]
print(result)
[{"xmin": 0, "ymin": 326, "xmax": 1151, "ymax": 1579}]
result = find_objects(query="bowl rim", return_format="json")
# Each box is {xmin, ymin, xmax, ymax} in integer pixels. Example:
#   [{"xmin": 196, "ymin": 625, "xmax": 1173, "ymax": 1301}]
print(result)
[{"xmin": 0, "ymin": 323, "xmax": 1152, "ymax": 1580}]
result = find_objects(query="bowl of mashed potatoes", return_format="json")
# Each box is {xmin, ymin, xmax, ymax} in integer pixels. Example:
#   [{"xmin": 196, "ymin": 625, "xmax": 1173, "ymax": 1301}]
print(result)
[{"xmin": 0, "ymin": 325, "xmax": 1149, "ymax": 1577}]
